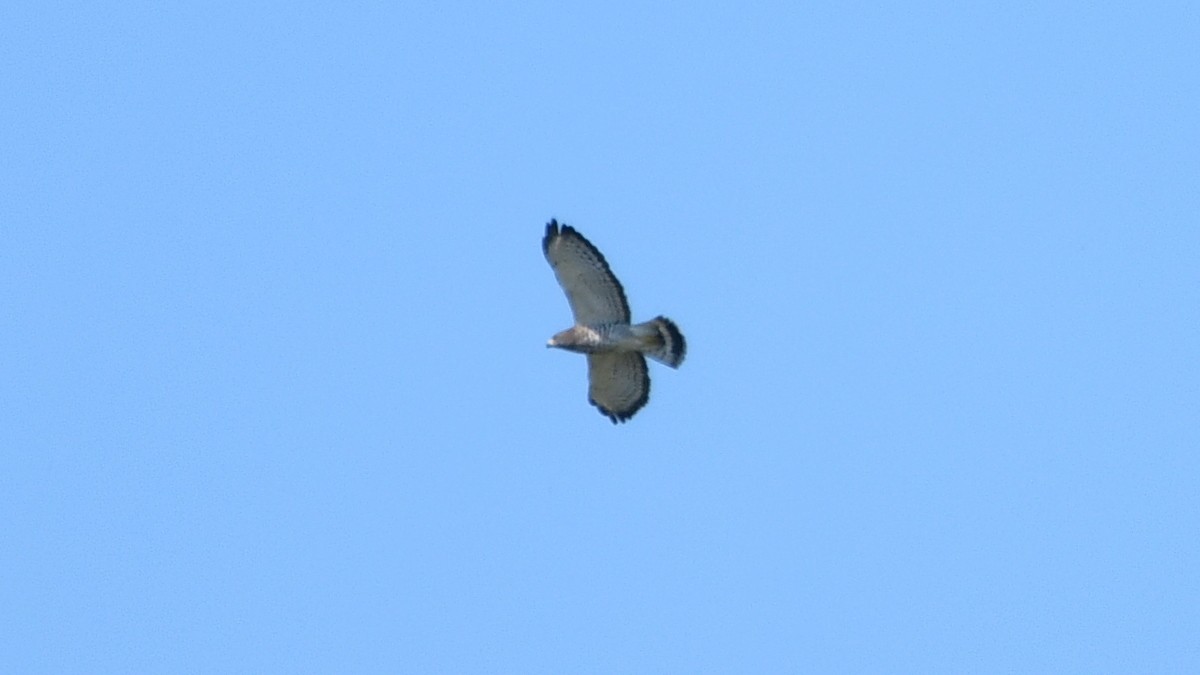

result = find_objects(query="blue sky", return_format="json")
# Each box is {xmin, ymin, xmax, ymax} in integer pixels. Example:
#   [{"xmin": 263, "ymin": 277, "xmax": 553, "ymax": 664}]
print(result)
[{"xmin": 3, "ymin": 1, "xmax": 1198, "ymax": 672}]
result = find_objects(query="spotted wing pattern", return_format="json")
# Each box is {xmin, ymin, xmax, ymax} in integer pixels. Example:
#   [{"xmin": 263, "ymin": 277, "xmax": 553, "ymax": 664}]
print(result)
[
  {"xmin": 586, "ymin": 352, "xmax": 650, "ymax": 424},
  {"xmin": 543, "ymin": 220, "xmax": 631, "ymax": 325}
]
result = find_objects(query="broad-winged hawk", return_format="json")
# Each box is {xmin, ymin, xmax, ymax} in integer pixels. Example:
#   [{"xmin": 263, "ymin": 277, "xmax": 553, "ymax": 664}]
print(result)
[{"xmin": 543, "ymin": 219, "xmax": 686, "ymax": 423}]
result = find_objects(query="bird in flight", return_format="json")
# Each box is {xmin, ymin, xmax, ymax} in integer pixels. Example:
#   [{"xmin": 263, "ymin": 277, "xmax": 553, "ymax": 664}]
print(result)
[{"xmin": 542, "ymin": 219, "xmax": 686, "ymax": 423}]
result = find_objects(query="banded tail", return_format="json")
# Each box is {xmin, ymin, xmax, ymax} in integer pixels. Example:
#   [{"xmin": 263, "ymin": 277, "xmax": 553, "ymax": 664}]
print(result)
[{"xmin": 636, "ymin": 316, "xmax": 687, "ymax": 368}]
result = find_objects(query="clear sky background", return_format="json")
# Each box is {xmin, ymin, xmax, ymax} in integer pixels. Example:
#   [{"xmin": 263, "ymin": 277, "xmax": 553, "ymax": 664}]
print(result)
[{"xmin": 3, "ymin": 2, "xmax": 1198, "ymax": 672}]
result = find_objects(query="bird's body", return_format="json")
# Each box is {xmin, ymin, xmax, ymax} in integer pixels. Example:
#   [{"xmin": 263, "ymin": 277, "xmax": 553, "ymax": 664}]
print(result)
[
  {"xmin": 542, "ymin": 219, "xmax": 686, "ymax": 423},
  {"xmin": 549, "ymin": 323, "xmax": 634, "ymax": 354}
]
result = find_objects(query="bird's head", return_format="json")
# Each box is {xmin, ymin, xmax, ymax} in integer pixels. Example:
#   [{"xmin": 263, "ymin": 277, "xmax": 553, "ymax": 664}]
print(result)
[{"xmin": 547, "ymin": 327, "xmax": 587, "ymax": 353}]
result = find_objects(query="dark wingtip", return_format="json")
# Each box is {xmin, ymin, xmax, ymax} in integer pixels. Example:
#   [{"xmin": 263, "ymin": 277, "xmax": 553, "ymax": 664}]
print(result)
[
  {"xmin": 590, "ymin": 396, "xmax": 636, "ymax": 424},
  {"xmin": 542, "ymin": 218, "xmax": 560, "ymax": 256}
]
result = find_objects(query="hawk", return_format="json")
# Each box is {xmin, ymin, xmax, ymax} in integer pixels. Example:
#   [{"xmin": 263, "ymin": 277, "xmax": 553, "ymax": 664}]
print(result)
[{"xmin": 543, "ymin": 219, "xmax": 686, "ymax": 423}]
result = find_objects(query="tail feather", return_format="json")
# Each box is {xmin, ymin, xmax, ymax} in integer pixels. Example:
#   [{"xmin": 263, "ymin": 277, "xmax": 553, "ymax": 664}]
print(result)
[{"xmin": 637, "ymin": 316, "xmax": 686, "ymax": 368}]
